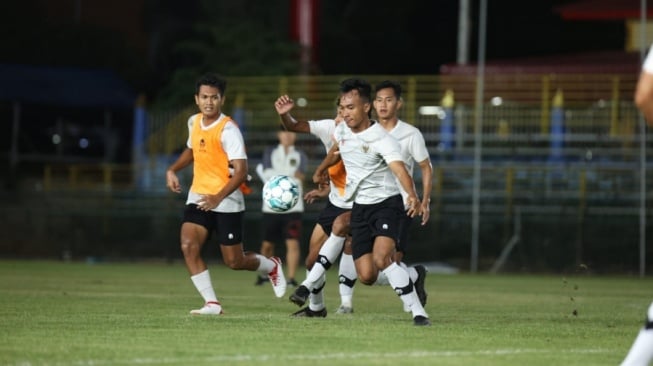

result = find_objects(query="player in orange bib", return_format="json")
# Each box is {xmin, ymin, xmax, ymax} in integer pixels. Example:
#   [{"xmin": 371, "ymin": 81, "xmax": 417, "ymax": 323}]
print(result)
[{"xmin": 166, "ymin": 73, "xmax": 286, "ymax": 315}]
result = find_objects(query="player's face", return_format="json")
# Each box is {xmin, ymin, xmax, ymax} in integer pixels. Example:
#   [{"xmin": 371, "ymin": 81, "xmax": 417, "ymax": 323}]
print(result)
[
  {"xmin": 195, "ymin": 85, "xmax": 224, "ymax": 118},
  {"xmin": 339, "ymin": 90, "xmax": 371, "ymax": 132},
  {"xmin": 373, "ymin": 87, "xmax": 401, "ymax": 120}
]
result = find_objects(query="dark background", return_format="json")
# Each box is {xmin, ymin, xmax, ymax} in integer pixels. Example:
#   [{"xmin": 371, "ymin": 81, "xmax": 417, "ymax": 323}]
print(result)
[{"xmin": 0, "ymin": 0, "xmax": 628, "ymax": 108}]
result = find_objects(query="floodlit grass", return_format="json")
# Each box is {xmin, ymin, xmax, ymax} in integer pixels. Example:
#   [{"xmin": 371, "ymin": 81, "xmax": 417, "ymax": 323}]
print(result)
[{"xmin": 0, "ymin": 259, "xmax": 650, "ymax": 366}]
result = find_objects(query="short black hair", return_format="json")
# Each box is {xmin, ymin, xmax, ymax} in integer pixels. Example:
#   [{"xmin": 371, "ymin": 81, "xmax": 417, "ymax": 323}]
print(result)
[
  {"xmin": 375, "ymin": 80, "xmax": 402, "ymax": 99},
  {"xmin": 339, "ymin": 78, "xmax": 372, "ymax": 103},
  {"xmin": 195, "ymin": 73, "xmax": 227, "ymax": 96}
]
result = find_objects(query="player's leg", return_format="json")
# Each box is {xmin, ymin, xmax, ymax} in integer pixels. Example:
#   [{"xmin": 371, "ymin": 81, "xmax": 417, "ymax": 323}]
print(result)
[
  {"xmin": 367, "ymin": 196, "xmax": 430, "ymax": 326},
  {"xmin": 290, "ymin": 203, "xmax": 346, "ymax": 317},
  {"xmin": 337, "ymin": 236, "xmax": 356, "ymax": 314},
  {"xmin": 290, "ymin": 224, "xmax": 328, "ymax": 317},
  {"xmin": 393, "ymin": 214, "xmax": 427, "ymax": 310},
  {"xmin": 620, "ymin": 301, "xmax": 653, "ymax": 366},
  {"xmin": 180, "ymin": 205, "xmax": 220, "ymax": 315},
  {"xmin": 284, "ymin": 213, "xmax": 302, "ymax": 286},
  {"xmin": 255, "ymin": 213, "xmax": 279, "ymax": 285},
  {"xmin": 218, "ymin": 212, "xmax": 286, "ymax": 298}
]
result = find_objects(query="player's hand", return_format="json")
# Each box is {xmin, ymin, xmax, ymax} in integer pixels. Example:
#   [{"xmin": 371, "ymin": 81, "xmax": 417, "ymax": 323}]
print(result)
[
  {"xmin": 197, "ymin": 194, "xmax": 219, "ymax": 211},
  {"xmin": 420, "ymin": 199, "xmax": 430, "ymax": 226},
  {"xmin": 312, "ymin": 169, "xmax": 329, "ymax": 185},
  {"xmin": 166, "ymin": 170, "xmax": 182, "ymax": 193},
  {"xmin": 405, "ymin": 196, "xmax": 421, "ymax": 218},
  {"xmin": 274, "ymin": 95, "xmax": 294, "ymax": 115},
  {"xmin": 304, "ymin": 185, "xmax": 329, "ymax": 204}
]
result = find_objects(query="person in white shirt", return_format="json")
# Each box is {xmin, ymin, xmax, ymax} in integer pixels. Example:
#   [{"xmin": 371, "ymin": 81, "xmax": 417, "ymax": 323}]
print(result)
[
  {"xmin": 620, "ymin": 44, "xmax": 653, "ymax": 366},
  {"xmin": 312, "ymin": 78, "xmax": 430, "ymax": 326},
  {"xmin": 254, "ymin": 128, "xmax": 308, "ymax": 287},
  {"xmin": 275, "ymin": 96, "xmax": 354, "ymax": 317}
]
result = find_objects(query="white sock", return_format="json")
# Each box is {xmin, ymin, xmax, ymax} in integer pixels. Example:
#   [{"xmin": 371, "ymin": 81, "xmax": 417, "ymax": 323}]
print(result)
[
  {"xmin": 404, "ymin": 264, "xmax": 419, "ymax": 283},
  {"xmin": 338, "ymin": 253, "xmax": 357, "ymax": 307},
  {"xmin": 620, "ymin": 329, "xmax": 653, "ymax": 366},
  {"xmin": 383, "ymin": 262, "xmax": 428, "ymax": 318},
  {"xmin": 308, "ymin": 273, "xmax": 326, "ymax": 311},
  {"xmin": 255, "ymin": 254, "xmax": 275, "ymax": 274},
  {"xmin": 621, "ymin": 302, "xmax": 653, "ymax": 366},
  {"xmin": 190, "ymin": 270, "xmax": 218, "ymax": 303},
  {"xmin": 374, "ymin": 271, "xmax": 390, "ymax": 286},
  {"xmin": 302, "ymin": 233, "xmax": 345, "ymax": 290}
]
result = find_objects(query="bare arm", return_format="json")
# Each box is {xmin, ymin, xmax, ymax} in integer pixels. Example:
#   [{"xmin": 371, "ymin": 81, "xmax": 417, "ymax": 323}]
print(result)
[
  {"xmin": 388, "ymin": 160, "xmax": 421, "ymax": 218},
  {"xmin": 417, "ymin": 158, "xmax": 433, "ymax": 226},
  {"xmin": 197, "ymin": 158, "xmax": 248, "ymax": 211},
  {"xmin": 313, "ymin": 143, "xmax": 341, "ymax": 185},
  {"xmin": 166, "ymin": 148, "xmax": 194, "ymax": 193},
  {"xmin": 275, "ymin": 95, "xmax": 311, "ymax": 133},
  {"xmin": 635, "ymin": 71, "xmax": 653, "ymax": 126}
]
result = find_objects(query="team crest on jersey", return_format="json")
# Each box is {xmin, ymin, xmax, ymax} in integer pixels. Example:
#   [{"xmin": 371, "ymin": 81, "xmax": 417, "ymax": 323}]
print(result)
[
  {"xmin": 362, "ymin": 144, "xmax": 369, "ymax": 153},
  {"xmin": 290, "ymin": 158, "xmax": 297, "ymax": 166}
]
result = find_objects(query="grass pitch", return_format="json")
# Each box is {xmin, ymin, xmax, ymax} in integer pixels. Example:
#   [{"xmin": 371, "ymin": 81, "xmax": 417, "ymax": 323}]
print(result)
[{"xmin": 0, "ymin": 259, "xmax": 650, "ymax": 366}]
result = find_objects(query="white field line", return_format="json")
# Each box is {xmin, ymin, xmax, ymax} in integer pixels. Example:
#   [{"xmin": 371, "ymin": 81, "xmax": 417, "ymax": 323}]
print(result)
[{"xmin": 10, "ymin": 348, "xmax": 610, "ymax": 366}]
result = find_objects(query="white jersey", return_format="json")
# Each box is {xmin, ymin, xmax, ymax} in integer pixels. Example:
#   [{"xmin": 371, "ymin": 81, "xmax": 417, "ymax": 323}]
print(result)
[
  {"xmin": 388, "ymin": 120, "xmax": 430, "ymax": 208},
  {"xmin": 644, "ymin": 43, "xmax": 653, "ymax": 73},
  {"xmin": 309, "ymin": 119, "xmax": 353, "ymax": 209},
  {"xmin": 333, "ymin": 121, "xmax": 403, "ymax": 205}
]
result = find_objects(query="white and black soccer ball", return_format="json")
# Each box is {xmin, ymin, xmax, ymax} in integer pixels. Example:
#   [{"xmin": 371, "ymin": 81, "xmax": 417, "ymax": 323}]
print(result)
[{"xmin": 262, "ymin": 175, "xmax": 299, "ymax": 212}]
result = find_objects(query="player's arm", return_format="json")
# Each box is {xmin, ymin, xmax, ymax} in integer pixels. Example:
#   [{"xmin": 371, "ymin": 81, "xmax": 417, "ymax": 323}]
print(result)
[
  {"xmin": 304, "ymin": 184, "xmax": 330, "ymax": 204},
  {"xmin": 197, "ymin": 158, "xmax": 247, "ymax": 211},
  {"xmin": 275, "ymin": 95, "xmax": 311, "ymax": 133},
  {"xmin": 417, "ymin": 158, "xmax": 433, "ymax": 226},
  {"xmin": 166, "ymin": 148, "xmax": 194, "ymax": 193},
  {"xmin": 388, "ymin": 160, "xmax": 421, "ymax": 218},
  {"xmin": 635, "ymin": 70, "xmax": 653, "ymax": 125},
  {"xmin": 313, "ymin": 143, "xmax": 341, "ymax": 185}
]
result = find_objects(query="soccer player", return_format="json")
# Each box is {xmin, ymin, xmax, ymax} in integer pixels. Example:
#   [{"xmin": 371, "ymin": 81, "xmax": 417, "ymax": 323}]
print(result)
[
  {"xmin": 619, "ymin": 43, "xmax": 653, "ymax": 365},
  {"xmin": 274, "ymin": 95, "xmax": 354, "ymax": 317},
  {"xmin": 254, "ymin": 128, "xmax": 308, "ymax": 287},
  {"xmin": 312, "ymin": 78, "xmax": 430, "ymax": 326},
  {"xmin": 369, "ymin": 80, "xmax": 433, "ymax": 310},
  {"xmin": 165, "ymin": 73, "xmax": 286, "ymax": 315}
]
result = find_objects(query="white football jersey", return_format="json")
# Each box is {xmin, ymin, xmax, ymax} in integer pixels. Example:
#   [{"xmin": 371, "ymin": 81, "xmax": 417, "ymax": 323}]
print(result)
[
  {"xmin": 388, "ymin": 120, "xmax": 430, "ymax": 208},
  {"xmin": 333, "ymin": 121, "xmax": 403, "ymax": 205},
  {"xmin": 309, "ymin": 119, "xmax": 352, "ymax": 209}
]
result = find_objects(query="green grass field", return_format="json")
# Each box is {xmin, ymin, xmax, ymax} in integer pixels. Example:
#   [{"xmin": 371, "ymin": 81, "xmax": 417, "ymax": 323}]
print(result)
[{"xmin": 0, "ymin": 259, "xmax": 650, "ymax": 366}]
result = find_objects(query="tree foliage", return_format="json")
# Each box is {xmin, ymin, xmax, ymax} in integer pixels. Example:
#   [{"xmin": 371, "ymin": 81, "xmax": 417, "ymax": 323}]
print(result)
[{"xmin": 152, "ymin": 0, "xmax": 301, "ymax": 109}]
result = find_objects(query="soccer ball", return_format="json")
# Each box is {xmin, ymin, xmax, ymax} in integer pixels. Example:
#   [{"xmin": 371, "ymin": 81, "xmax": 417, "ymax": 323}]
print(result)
[{"xmin": 262, "ymin": 175, "xmax": 299, "ymax": 212}]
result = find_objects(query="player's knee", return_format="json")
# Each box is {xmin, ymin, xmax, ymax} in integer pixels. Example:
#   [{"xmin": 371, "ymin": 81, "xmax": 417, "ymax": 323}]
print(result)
[
  {"xmin": 358, "ymin": 272, "xmax": 376, "ymax": 285},
  {"xmin": 180, "ymin": 239, "xmax": 200, "ymax": 256}
]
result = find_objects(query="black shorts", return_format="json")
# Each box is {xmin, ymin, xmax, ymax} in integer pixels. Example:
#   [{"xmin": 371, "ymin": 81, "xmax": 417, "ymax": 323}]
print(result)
[
  {"xmin": 350, "ymin": 195, "xmax": 403, "ymax": 260},
  {"xmin": 396, "ymin": 212, "xmax": 413, "ymax": 253},
  {"xmin": 182, "ymin": 204, "xmax": 243, "ymax": 245},
  {"xmin": 316, "ymin": 200, "xmax": 351, "ymax": 236},
  {"xmin": 261, "ymin": 212, "xmax": 302, "ymax": 243}
]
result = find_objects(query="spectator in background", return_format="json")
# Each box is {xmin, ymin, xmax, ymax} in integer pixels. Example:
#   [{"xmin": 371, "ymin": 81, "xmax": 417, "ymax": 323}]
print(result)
[{"xmin": 254, "ymin": 128, "xmax": 308, "ymax": 287}]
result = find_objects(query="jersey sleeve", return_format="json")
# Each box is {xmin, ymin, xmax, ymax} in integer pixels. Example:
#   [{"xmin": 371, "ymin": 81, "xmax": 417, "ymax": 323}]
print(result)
[
  {"xmin": 221, "ymin": 121, "xmax": 247, "ymax": 160},
  {"xmin": 409, "ymin": 129, "xmax": 430, "ymax": 163},
  {"xmin": 186, "ymin": 116, "xmax": 194, "ymax": 148}
]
